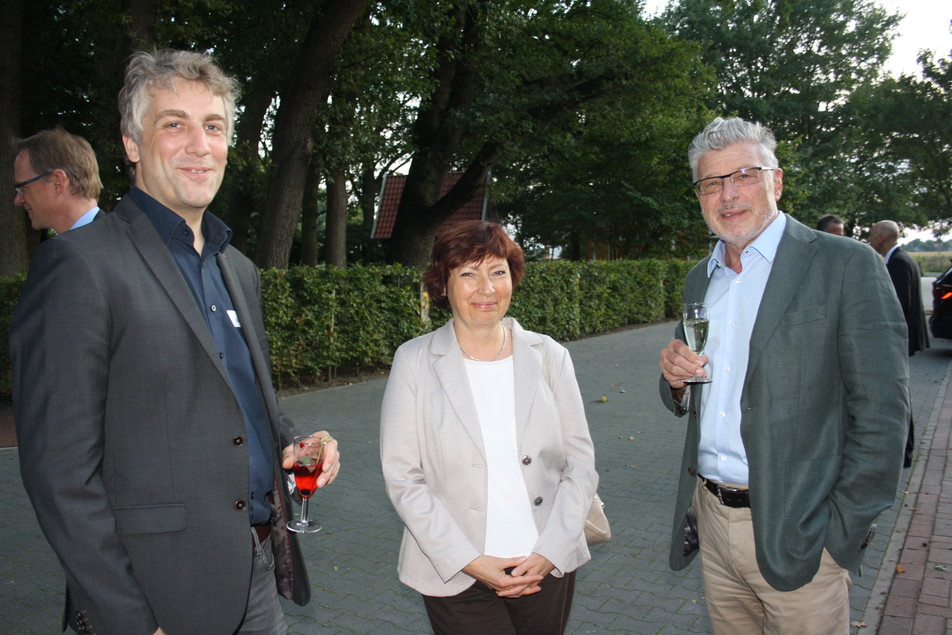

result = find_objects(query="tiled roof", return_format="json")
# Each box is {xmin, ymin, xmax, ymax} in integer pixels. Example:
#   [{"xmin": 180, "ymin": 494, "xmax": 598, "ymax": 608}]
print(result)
[{"xmin": 372, "ymin": 171, "xmax": 489, "ymax": 239}]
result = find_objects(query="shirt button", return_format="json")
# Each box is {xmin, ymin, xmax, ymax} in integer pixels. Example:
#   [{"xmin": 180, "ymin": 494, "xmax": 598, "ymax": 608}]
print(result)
[
  {"xmin": 210, "ymin": 305, "xmax": 217, "ymax": 312},
  {"xmin": 522, "ymin": 455, "xmax": 532, "ymax": 465},
  {"xmin": 533, "ymin": 496, "xmax": 543, "ymax": 506},
  {"xmin": 234, "ymin": 500, "xmax": 247, "ymax": 511},
  {"xmin": 233, "ymin": 436, "xmax": 244, "ymax": 446}
]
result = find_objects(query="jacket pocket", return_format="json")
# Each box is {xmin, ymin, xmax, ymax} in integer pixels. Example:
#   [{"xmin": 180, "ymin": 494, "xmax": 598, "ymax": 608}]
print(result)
[
  {"xmin": 114, "ymin": 504, "xmax": 186, "ymax": 535},
  {"xmin": 782, "ymin": 305, "xmax": 827, "ymax": 326}
]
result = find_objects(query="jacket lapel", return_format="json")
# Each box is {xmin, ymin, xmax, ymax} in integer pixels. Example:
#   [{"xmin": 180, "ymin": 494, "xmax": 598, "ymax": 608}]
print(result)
[
  {"xmin": 116, "ymin": 198, "xmax": 231, "ymax": 387},
  {"xmin": 217, "ymin": 250, "xmax": 264, "ymax": 373},
  {"xmin": 746, "ymin": 216, "xmax": 818, "ymax": 381},
  {"xmin": 430, "ymin": 320, "xmax": 487, "ymax": 460},
  {"xmin": 510, "ymin": 318, "xmax": 543, "ymax": 448}
]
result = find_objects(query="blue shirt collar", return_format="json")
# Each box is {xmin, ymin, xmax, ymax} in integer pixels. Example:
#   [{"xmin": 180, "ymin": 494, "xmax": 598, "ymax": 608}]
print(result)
[
  {"xmin": 69, "ymin": 206, "xmax": 99, "ymax": 231},
  {"xmin": 129, "ymin": 187, "xmax": 232, "ymax": 254},
  {"xmin": 707, "ymin": 212, "xmax": 787, "ymax": 277}
]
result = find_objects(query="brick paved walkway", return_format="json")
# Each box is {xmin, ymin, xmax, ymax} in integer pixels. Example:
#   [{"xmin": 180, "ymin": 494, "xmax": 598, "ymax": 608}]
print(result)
[{"xmin": 877, "ymin": 375, "xmax": 952, "ymax": 634}]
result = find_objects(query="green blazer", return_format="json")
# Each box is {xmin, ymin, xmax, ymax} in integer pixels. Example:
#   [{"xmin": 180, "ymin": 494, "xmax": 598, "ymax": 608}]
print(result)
[{"xmin": 661, "ymin": 215, "xmax": 909, "ymax": 592}]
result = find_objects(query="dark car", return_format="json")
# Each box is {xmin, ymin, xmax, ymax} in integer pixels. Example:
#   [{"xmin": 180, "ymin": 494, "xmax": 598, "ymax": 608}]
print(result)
[{"xmin": 930, "ymin": 262, "xmax": 952, "ymax": 339}]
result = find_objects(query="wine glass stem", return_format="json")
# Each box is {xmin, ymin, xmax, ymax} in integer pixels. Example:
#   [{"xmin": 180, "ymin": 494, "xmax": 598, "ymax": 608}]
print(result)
[{"xmin": 300, "ymin": 497, "xmax": 310, "ymax": 523}]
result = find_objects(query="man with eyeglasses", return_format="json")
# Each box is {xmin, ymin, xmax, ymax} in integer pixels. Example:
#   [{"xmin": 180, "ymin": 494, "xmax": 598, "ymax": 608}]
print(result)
[
  {"xmin": 13, "ymin": 127, "xmax": 101, "ymax": 234},
  {"xmin": 657, "ymin": 117, "xmax": 908, "ymax": 634}
]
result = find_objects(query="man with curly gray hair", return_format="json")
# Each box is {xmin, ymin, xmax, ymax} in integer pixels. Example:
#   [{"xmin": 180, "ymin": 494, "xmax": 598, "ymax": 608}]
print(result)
[{"xmin": 11, "ymin": 49, "xmax": 341, "ymax": 635}]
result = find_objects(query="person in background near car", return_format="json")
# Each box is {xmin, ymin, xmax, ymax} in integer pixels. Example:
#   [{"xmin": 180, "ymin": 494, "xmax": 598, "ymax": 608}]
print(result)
[
  {"xmin": 658, "ymin": 116, "xmax": 909, "ymax": 634},
  {"xmin": 869, "ymin": 219, "xmax": 929, "ymax": 467},
  {"xmin": 816, "ymin": 214, "xmax": 845, "ymax": 236},
  {"xmin": 13, "ymin": 127, "xmax": 101, "ymax": 234}
]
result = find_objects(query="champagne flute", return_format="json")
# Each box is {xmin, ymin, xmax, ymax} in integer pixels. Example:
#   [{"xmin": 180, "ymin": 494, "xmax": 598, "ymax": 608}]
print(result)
[
  {"xmin": 682, "ymin": 302, "xmax": 712, "ymax": 384},
  {"xmin": 287, "ymin": 435, "xmax": 328, "ymax": 534}
]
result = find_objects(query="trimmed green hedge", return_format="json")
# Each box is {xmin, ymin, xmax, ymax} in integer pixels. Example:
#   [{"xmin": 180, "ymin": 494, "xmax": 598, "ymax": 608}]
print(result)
[{"xmin": 0, "ymin": 258, "xmax": 698, "ymax": 399}]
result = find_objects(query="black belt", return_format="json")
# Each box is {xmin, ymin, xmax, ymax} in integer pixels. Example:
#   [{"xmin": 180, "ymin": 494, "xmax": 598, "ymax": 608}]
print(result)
[
  {"xmin": 701, "ymin": 477, "xmax": 750, "ymax": 508},
  {"xmin": 253, "ymin": 523, "xmax": 272, "ymax": 544}
]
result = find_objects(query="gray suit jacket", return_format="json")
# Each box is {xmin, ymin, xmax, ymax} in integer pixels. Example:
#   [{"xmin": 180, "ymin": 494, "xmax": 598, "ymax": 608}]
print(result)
[
  {"xmin": 661, "ymin": 215, "xmax": 909, "ymax": 591},
  {"xmin": 10, "ymin": 195, "xmax": 309, "ymax": 634},
  {"xmin": 380, "ymin": 318, "xmax": 597, "ymax": 596}
]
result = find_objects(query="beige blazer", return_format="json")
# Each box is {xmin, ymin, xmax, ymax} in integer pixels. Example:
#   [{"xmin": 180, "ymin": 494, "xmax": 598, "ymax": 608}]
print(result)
[{"xmin": 380, "ymin": 317, "xmax": 597, "ymax": 596}]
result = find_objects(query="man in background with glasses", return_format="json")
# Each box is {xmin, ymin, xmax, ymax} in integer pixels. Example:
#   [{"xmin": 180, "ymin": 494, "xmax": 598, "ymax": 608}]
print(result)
[
  {"xmin": 657, "ymin": 116, "xmax": 908, "ymax": 634},
  {"xmin": 13, "ymin": 127, "xmax": 101, "ymax": 234}
]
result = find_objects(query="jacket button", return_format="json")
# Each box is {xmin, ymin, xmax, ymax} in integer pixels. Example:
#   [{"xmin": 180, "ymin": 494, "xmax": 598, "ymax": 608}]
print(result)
[
  {"xmin": 688, "ymin": 466, "xmax": 697, "ymax": 477},
  {"xmin": 533, "ymin": 496, "xmax": 543, "ymax": 506},
  {"xmin": 233, "ymin": 435, "xmax": 244, "ymax": 446},
  {"xmin": 521, "ymin": 455, "xmax": 532, "ymax": 465},
  {"xmin": 234, "ymin": 500, "xmax": 247, "ymax": 511}
]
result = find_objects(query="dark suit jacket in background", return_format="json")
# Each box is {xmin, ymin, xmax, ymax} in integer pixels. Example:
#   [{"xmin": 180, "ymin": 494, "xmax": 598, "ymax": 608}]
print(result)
[
  {"xmin": 661, "ymin": 216, "xmax": 909, "ymax": 592},
  {"xmin": 887, "ymin": 247, "xmax": 929, "ymax": 356},
  {"xmin": 10, "ymin": 195, "xmax": 309, "ymax": 634}
]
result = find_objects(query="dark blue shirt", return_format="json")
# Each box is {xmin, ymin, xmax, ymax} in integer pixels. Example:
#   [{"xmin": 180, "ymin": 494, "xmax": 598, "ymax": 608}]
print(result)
[{"xmin": 131, "ymin": 187, "xmax": 274, "ymax": 525}]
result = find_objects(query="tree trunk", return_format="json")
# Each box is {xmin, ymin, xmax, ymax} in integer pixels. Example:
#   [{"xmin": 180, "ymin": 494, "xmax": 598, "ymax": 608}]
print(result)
[
  {"xmin": 0, "ymin": 0, "xmax": 30, "ymax": 276},
  {"xmin": 224, "ymin": 86, "xmax": 272, "ymax": 252},
  {"xmin": 384, "ymin": 2, "xmax": 490, "ymax": 265},
  {"xmin": 299, "ymin": 159, "xmax": 322, "ymax": 266},
  {"xmin": 358, "ymin": 163, "xmax": 380, "ymax": 236},
  {"xmin": 253, "ymin": 0, "xmax": 368, "ymax": 269},
  {"xmin": 324, "ymin": 167, "xmax": 348, "ymax": 268}
]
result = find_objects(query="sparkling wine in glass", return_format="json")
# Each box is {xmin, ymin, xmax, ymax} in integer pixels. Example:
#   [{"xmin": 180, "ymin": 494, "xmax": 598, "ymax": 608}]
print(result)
[
  {"xmin": 682, "ymin": 302, "xmax": 712, "ymax": 384},
  {"xmin": 287, "ymin": 435, "xmax": 328, "ymax": 534}
]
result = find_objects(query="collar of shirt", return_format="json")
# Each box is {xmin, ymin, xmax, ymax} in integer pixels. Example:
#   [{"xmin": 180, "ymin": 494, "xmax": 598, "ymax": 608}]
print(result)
[
  {"xmin": 69, "ymin": 206, "xmax": 99, "ymax": 231},
  {"xmin": 884, "ymin": 244, "xmax": 900, "ymax": 263},
  {"xmin": 707, "ymin": 212, "xmax": 787, "ymax": 278},
  {"xmin": 129, "ymin": 187, "xmax": 232, "ymax": 256}
]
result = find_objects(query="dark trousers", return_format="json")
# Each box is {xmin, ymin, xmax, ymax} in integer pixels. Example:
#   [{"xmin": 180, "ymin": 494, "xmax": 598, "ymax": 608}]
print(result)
[{"xmin": 422, "ymin": 571, "xmax": 576, "ymax": 635}]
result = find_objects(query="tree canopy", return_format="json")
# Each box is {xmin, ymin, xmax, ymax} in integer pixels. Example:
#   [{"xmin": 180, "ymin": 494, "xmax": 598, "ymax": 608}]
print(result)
[{"xmin": 1, "ymin": 0, "xmax": 949, "ymax": 276}]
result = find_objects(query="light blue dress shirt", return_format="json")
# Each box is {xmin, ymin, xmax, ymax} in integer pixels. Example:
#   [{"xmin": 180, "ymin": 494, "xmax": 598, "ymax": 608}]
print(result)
[
  {"xmin": 69, "ymin": 206, "xmax": 99, "ymax": 230},
  {"xmin": 696, "ymin": 213, "xmax": 787, "ymax": 486}
]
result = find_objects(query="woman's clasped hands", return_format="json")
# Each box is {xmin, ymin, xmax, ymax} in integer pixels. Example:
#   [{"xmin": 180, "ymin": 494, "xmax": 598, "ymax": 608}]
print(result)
[{"xmin": 462, "ymin": 553, "xmax": 555, "ymax": 598}]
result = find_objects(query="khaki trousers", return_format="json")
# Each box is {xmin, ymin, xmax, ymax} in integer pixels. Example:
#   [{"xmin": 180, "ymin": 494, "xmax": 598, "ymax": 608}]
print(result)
[{"xmin": 694, "ymin": 480, "xmax": 851, "ymax": 635}]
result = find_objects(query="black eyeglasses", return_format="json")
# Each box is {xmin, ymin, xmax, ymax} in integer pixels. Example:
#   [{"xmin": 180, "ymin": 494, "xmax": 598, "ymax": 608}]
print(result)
[
  {"xmin": 692, "ymin": 167, "xmax": 776, "ymax": 197},
  {"xmin": 14, "ymin": 172, "xmax": 51, "ymax": 196}
]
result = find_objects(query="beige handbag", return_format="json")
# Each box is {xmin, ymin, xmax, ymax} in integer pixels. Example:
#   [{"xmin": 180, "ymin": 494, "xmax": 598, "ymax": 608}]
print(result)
[
  {"xmin": 535, "ymin": 343, "xmax": 611, "ymax": 546},
  {"xmin": 585, "ymin": 492, "xmax": 611, "ymax": 545}
]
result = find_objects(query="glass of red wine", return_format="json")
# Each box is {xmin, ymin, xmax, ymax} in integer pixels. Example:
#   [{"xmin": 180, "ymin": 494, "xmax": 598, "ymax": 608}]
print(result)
[{"xmin": 287, "ymin": 435, "xmax": 328, "ymax": 534}]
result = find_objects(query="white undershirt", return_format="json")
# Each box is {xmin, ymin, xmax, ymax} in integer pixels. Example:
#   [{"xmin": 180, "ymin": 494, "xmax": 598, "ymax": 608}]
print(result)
[{"xmin": 464, "ymin": 356, "xmax": 538, "ymax": 557}]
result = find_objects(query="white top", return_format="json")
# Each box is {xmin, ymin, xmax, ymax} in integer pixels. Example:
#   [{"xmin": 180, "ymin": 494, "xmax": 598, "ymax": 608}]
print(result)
[{"xmin": 464, "ymin": 355, "xmax": 539, "ymax": 557}]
